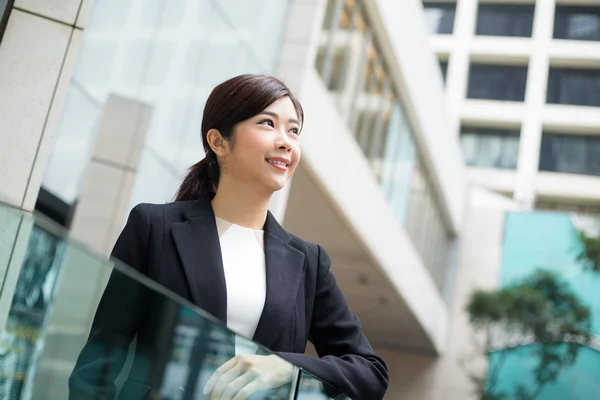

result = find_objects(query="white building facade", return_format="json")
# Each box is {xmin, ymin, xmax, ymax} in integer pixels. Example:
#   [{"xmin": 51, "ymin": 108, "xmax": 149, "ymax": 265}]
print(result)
[{"xmin": 424, "ymin": 0, "xmax": 600, "ymax": 210}]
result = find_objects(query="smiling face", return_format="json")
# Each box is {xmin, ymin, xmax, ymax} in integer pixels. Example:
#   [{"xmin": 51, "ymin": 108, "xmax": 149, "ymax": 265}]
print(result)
[{"xmin": 209, "ymin": 96, "xmax": 302, "ymax": 194}]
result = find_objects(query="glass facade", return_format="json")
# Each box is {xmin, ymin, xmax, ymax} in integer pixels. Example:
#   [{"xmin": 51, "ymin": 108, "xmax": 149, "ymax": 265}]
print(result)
[
  {"xmin": 554, "ymin": 5, "xmax": 600, "ymax": 41},
  {"xmin": 422, "ymin": 2, "xmax": 456, "ymax": 34},
  {"xmin": 317, "ymin": 0, "xmax": 451, "ymax": 294},
  {"xmin": 41, "ymin": 0, "xmax": 290, "ymax": 213},
  {"xmin": 476, "ymin": 4, "xmax": 535, "ymax": 37},
  {"xmin": 0, "ymin": 203, "xmax": 351, "ymax": 400},
  {"xmin": 539, "ymin": 133, "xmax": 600, "ymax": 176},
  {"xmin": 461, "ymin": 126, "xmax": 520, "ymax": 169},
  {"xmin": 404, "ymin": 161, "xmax": 450, "ymax": 292},
  {"xmin": 547, "ymin": 67, "xmax": 600, "ymax": 107},
  {"xmin": 468, "ymin": 64, "xmax": 528, "ymax": 102}
]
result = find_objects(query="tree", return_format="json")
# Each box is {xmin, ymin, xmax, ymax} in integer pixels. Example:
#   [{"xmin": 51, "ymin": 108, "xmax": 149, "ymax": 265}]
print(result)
[
  {"xmin": 576, "ymin": 229, "xmax": 600, "ymax": 273},
  {"xmin": 465, "ymin": 270, "xmax": 592, "ymax": 400}
]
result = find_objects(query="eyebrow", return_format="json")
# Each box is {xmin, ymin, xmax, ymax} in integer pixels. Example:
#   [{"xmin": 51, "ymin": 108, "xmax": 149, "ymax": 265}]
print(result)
[{"xmin": 259, "ymin": 110, "xmax": 300, "ymax": 126}]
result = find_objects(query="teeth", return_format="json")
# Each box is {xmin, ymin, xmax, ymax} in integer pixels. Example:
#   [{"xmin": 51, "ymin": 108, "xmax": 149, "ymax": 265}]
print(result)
[{"xmin": 268, "ymin": 160, "xmax": 287, "ymax": 166}]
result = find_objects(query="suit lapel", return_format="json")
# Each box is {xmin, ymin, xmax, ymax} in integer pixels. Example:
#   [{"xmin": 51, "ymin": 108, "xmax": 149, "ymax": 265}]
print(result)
[
  {"xmin": 171, "ymin": 208, "xmax": 228, "ymax": 324},
  {"xmin": 253, "ymin": 213, "xmax": 306, "ymax": 350}
]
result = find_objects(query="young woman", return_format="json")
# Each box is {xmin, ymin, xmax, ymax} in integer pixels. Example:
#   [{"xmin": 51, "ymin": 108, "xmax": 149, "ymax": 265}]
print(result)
[{"xmin": 69, "ymin": 75, "xmax": 388, "ymax": 400}]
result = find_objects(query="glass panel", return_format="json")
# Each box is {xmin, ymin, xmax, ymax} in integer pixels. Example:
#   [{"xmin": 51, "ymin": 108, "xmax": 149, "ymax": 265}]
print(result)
[
  {"xmin": 297, "ymin": 370, "xmax": 351, "ymax": 400},
  {"xmin": 41, "ymin": 85, "xmax": 102, "ymax": 206},
  {"xmin": 540, "ymin": 133, "xmax": 600, "ymax": 176},
  {"xmin": 404, "ymin": 161, "xmax": 450, "ymax": 294},
  {"xmin": 0, "ymin": 204, "xmax": 301, "ymax": 400},
  {"xmin": 547, "ymin": 68, "xmax": 600, "ymax": 107},
  {"xmin": 42, "ymin": 0, "xmax": 290, "ymax": 211},
  {"xmin": 468, "ymin": 64, "xmax": 528, "ymax": 102},
  {"xmin": 554, "ymin": 6, "xmax": 600, "ymax": 41},
  {"xmin": 422, "ymin": 2, "xmax": 456, "ymax": 34},
  {"xmin": 476, "ymin": 4, "xmax": 534, "ymax": 37},
  {"xmin": 460, "ymin": 126, "xmax": 520, "ymax": 169}
]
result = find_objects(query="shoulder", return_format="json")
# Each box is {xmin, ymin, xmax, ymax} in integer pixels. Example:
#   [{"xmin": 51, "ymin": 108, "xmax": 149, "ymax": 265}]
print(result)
[{"xmin": 130, "ymin": 200, "xmax": 199, "ymax": 224}]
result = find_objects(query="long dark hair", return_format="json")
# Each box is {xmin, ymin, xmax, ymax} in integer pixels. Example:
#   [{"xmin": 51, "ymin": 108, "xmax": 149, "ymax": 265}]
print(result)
[{"xmin": 175, "ymin": 74, "xmax": 304, "ymax": 202}]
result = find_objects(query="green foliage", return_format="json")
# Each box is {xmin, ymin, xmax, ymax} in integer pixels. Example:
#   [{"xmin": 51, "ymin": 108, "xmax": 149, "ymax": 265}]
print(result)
[
  {"xmin": 576, "ymin": 230, "xmax": 600, "ymax": 273},
  {"xmin": 465, "ymin": 270, "xmax": 592, "ymax": 400}
]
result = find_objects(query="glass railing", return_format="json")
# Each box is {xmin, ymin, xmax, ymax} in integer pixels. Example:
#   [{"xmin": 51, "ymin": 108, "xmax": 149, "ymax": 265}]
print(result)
[{"xmin": 0, "ymin": 202, "xmax": 350, "ymax": 400}]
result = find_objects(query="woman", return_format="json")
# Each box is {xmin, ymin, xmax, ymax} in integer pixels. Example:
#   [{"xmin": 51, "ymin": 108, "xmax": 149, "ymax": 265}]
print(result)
[{"xmin": 69, "ymin": 75, "xmax": 388, "ymax": 400}]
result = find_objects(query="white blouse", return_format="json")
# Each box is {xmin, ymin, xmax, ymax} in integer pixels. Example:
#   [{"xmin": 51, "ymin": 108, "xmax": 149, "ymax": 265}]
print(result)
[{"xmin": 215, "ymin": 217, "xmax": 266, "ymax": 354}]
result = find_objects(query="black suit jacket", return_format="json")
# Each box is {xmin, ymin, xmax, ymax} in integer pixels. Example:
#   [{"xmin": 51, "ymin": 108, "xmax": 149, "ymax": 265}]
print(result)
[{"xmin": 69, "ymin": 198, "xmax": 388, "ymax": 400}]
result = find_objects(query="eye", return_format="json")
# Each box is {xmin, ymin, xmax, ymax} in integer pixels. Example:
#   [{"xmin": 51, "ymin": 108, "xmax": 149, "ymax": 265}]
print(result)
[
  {"xmin": 259, "ymin": 119, "xmax": 274, "ymax": 127},
  {"xmin": 290, "ymin": 127, "xmax": 300, "ymax": 136}
]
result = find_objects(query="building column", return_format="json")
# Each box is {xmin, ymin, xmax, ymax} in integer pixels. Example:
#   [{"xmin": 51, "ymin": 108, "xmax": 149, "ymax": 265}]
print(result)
[
  {"xmin": 514, "ymin": 0, "xmax": 556, "ymax": 209},
  {"xmin": 444, "ymin": 0, "xmax": 478, "ymax": 137},
  {"xmin": 69, "ymin": 94, "xmax": 153, "ymax": 257},
  {"xmin": 0, "ymin": 1, "xmax": 90, "ymax": 211}
]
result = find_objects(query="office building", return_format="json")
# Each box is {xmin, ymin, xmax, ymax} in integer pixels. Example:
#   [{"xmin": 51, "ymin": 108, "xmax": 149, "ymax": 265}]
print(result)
[{"xmin": 424, "ymin": 0, "xmax": 600, "ymax": 210}]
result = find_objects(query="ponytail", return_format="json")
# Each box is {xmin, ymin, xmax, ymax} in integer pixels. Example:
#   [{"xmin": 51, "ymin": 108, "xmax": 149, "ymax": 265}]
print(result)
[{"xmin": 175, "ymin": 154, "xmax": 219, "ymax": 201}]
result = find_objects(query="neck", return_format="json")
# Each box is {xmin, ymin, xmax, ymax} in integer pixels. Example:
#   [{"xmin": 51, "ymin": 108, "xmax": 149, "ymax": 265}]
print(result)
[{"xmin": 211, "ymin": 177, "xmax": 272, "ymax": 230}]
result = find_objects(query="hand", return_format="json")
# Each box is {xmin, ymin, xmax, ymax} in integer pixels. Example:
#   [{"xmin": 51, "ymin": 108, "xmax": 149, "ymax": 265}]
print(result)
[{"xmin": 202, "ymin": 354, "xmax": 294, "ymax": 400}]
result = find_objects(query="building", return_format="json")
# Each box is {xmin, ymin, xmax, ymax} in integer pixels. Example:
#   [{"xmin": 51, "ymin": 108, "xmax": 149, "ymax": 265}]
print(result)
[
  {"xmin": 423, "ymin": 0, "xmax": 600, "ymax": 210},
  {"xmin": 0, "ymin": 0, "xmax": 531, "ymax": 399}
]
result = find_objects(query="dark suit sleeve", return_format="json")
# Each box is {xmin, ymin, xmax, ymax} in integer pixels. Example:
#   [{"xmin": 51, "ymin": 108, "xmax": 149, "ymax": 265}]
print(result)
[
  {"xmin": 278, "ymin": 245, "xmax": 389, "ymax": 400},
  {"xmin": 68, "ymin": 204, "xmax": 152, "ymax": 400}
]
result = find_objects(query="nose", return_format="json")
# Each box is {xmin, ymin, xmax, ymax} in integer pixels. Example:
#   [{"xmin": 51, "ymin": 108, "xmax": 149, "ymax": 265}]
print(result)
[{"xmin": 275, "ymin": 129, "xmax": 293, "ymax": 152}]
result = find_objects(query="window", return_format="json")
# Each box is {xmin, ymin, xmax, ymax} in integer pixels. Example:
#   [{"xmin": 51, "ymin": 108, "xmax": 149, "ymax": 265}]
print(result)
[
  {"xmin": 547, "ymin": 67, "xmax": 600, "ymax": 107},
  {"xmin": 423, "ymin": 2, "xmax": 456, "ymax": 34},
  {"xmin": 461, "ymin": 126, "xmax": 520, "ymax": 169},
  {"xmin": 554, "ymin": 5, "xmax": 600, "ymax": 41},
  {"xmin": 468, "ymin": 64, "xmax": 528, "ymax": 101},
  {"xmin": 539, "ymin": 133, "xmax": 600, "ymax": 176},
  {"xmin": 439, "ymin": 60, "xmax": 448, "ymax": 82},
  {"xmin": 476, "ymin": 4, "xmax": 535, "ymax": 37}
]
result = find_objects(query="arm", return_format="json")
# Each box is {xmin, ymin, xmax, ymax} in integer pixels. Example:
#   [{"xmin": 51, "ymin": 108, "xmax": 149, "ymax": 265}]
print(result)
[
  {"xmin": 278, "ymin": 245, "xmax": 389, "ymax": 400},
  {"xmin": 68, "ymin": 204, "xmax": 152, "ymax": 400}
]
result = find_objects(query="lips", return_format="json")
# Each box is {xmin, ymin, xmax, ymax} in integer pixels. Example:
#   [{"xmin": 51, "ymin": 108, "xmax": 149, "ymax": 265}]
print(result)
[{"xmin": 266, "ymin": 158, "xmax": 290, "ymax": 171}]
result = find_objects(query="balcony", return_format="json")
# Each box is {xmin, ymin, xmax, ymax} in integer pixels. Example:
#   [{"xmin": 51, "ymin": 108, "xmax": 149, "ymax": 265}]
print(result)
[{"xmin": 0, "ymin": 202, "xmax": 351, "ymax": 399}]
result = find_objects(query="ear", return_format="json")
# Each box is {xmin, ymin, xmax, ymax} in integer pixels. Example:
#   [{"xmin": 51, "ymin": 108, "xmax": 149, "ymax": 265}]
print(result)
[{"xmin": 206, "ymin": 128, "xmax": 230, "ymax": 157}]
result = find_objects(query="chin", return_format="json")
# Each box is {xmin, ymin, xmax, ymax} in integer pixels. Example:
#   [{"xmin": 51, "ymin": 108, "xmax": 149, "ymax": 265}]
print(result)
[{"xmin": 265, "ymin": 179, "xmax": 288, "ymax": 192}]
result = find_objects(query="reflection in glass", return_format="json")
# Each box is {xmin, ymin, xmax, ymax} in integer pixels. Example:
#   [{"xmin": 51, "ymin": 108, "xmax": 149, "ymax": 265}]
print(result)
[
  {"xmin": 460, "ymin": 126, "xmax": 520, "ymax": 169},
  {"xmin": 297, "ymin": 370, "xmax": 351, "ymax": 400},
  {"xmin": 42, "ymin": 86, "xmax": 102, "ymax": 205},
  {"xmin": 547, "ymin": 67, "xmax": 600, "ymax": 107},
  {"xmin": 422, "ymin": 2, "xmax": 456, "ymax": 34},
  {"xmin": 539, "ymin": 133, "xmax": 600, "ymax": 176},
  {"xmin": 0, "ymin": 207, "xmax": 300, "ymax": 400},
  {"xmin": 42, "ymin": 0, "xmax": 291, "ymax": 210},
  {"xmin": 554, "ymin": 5, "xmax": 600, "ymax": 41},
  {"xmin": 468, "ymin": 64, "xmax": 528, "ymax": 102},
  {"xmin": 476, "ymin": 4, "xmax": 534, "ymax": 37}
]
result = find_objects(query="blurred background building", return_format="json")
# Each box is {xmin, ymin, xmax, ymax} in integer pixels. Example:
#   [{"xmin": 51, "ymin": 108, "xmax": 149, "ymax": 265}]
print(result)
[
  {"xmin": 0, "ymin": 0, "xmax": 599, "ymax": 399},
  {"xmin": 424, "ymin": 0, "xmax": 600, "ymax": 210}
]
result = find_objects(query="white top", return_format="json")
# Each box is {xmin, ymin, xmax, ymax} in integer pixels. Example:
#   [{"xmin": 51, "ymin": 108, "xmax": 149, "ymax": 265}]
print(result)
[{"xmin": 215, "ymin": 217, "xmax": 266, "ymax": 355}]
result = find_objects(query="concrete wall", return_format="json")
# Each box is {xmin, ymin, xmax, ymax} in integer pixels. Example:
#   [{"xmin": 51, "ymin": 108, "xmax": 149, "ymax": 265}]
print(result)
[
  {"xmin": 0, "ymin": 0, "xmax": 90, "ymax": 211},
  {"xmin": 377, "ymin": 188, "xmax": 511, "ymax": 399}
]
